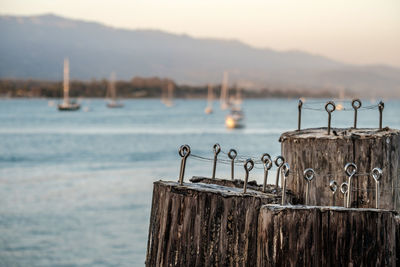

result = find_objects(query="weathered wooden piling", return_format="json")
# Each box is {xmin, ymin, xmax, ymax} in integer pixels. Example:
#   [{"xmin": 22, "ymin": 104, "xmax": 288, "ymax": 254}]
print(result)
[
  {"xmin": 257, "ymin": 205, "xmax": 398, "ymax": 267},
  {"xmin": 396, "ymin": 215, "xmax": 400, "ymax": 264},
  {"xmin": 145, "ymin": 180, "xmax": 294, "ymax": 266},
  {"xmin": 280, "ymin": 128, "xmax": 400, "ymax": 210},
  {"xmin": 147, "ymin": 123, "xmax": 400, "ymax": 266}
]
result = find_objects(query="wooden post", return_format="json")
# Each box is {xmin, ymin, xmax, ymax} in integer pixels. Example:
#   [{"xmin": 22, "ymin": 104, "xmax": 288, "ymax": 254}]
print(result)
[
  {"xmin": 396, "ymin": 215, "xmax": 400, "ymax": 265},
  {"xmin": 146, "ymin": 180, "xmax": 293, "ymax": 266},
  {"xmin": 280, "ymin": 128, "xmax": 400, "ymax": 210},
  {"xmin": 257, "ymin": 205, "xmax": 398, "ymax": 266}
]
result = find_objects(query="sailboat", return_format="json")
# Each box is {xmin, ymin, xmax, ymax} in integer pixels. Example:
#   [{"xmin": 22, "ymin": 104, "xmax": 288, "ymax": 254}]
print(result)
[
  {"xmin": 58, "ymin": 58, "xmax": 80, "ymax": 111},
  {"xmin": 106, "ymin": 72, "xmax": 124, "ymax": 108},
  {"xmin": 225, "ymin": 107, "xmax": 244, "ymax": 129},
  {"xmin": 225, "ymin": 83, "xmax": 245, "ymax": 129},
  {"xmin": 220, "ymin": 71, "xmax": 229, "ymax": 110},
  {"xmin": 204, "ymin": 84, "xmax": 213, "ymax": 114}
]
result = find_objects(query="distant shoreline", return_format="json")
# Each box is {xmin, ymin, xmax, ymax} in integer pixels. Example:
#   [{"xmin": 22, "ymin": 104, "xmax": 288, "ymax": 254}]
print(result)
[{"xmin": 0, "ymin": 78, "xmax": 340, "ymax": 99}]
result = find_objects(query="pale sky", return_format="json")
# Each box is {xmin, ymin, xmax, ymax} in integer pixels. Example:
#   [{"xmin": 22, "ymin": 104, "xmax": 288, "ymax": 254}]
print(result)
[{"xmin": 1, "ymin": 0, "xmax": 400, "ymax": 67}]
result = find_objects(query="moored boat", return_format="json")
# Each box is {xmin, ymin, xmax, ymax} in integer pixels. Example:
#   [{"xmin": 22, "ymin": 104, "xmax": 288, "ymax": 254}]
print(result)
[
  {"xmin": 58, "ymin": 58, "xmax": 80, "ymax": 111},
  {"xmin": 106, "ymin": 72, "xmax": 124, "ymax": 108},
  {"xmin": 225, "ymin": 107, "xmax": 244, "ymax": 129},
  {"xmin": 58, "ymin": 102, "xmax": 80, "ymax": 111},
  {"xmin": 107, "ymin": 101, "xmax": 124, "ymax": 108}
]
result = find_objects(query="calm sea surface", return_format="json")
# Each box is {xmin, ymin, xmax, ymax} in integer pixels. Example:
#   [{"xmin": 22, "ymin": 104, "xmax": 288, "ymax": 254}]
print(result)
[{"xmin": 1, "ymin": 98, "xmax": 399, "ymax": 266}]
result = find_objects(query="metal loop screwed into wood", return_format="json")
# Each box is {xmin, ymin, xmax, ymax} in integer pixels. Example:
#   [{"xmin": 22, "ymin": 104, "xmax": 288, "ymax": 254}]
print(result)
[
  {"xmin": 340, "ymin": 182, "xmax": 348, "ymax": 194},
  {"xmin": 329, "ymin": 180, "xmax": 338, "ymax": 206},
  {"xmin": 325, "ymin": 101, "xmax": 336, "ymax": 113},
  {"xmin": 228, "ymin": 149, "xmax": 237, "ymax": 180},
  {"xmin": 344, "ymin": 162, "xmax": 357, "ymax": 208},
  {"xmin": 243, "ymin": 159, "xmax": 254, "ymax": 193},
  {"xmin": 274, "ymin": 156, "xmax": 284, "ymax": 167},
  {"xmin": 212, "ymin": 143, "xmax": 221, "ymax": 179},
  {"xmin": 298, "ymin": 99, "xmax": 303, "ymax": 131},
  {"xmin": 329, "ymin": 180, "xmax": 338, "ymax": 193},
  {"xmin": 213, "ymin": 143, "xmax": 221, "ymax": 154},
  {"xmin": 325, "ymin": 101, "xmax": 335, "ymax": 135},
  {"xmin": 371, "ymin": 167, "xmax": 383, "ymax": 209},
  {"xmin": 352, "ymin": 99, "xmax": 362, "ymax": 109},
  {"xmin": 340, "ymin": 182, "xmax": 349, "ymax": 207},
  {"xmin": 281, "ymin": 163, "xmax": 290, "ymax": 205},
  {"xmin": 282, "ymin": 163, "xmax": 290, "ymax": 178},
  {"xmin": 371, "ymin": 167, "xmax": 382, "ymax": 181},
  {"xmin": 261, "ymin": 153, "xmax": 272, "ymax": 167},
  {"xmin": 303, "ymin": 168, "xmax": 315, "ymax": 205},
  {"xmin": 178, "ymin": 144, "xmax": 191, "ymax": 185},
  {"xmin": 303, "ymin": 168, "xmax": 315, "ymax": 182},
  {"xmin": 344, "ymin": 163, "xmax": 357, "ymax": 177},
  {"xmin": 261, "ymin": 153, "xmax": 272, "ymax": 193},
  {"xmin": 378, "ymin": 101, "xmax": 384, "ymax": 130},
  {"xmin": 228, "ymin": 149, "xmax": 237, "ymax": 160},
  {"xmin": 352, "ymin": 99, "xmax": 362, "ymax": 128},
  {"xmin": 274, "ymin": 155, "xmax": 285, "ymax": 189}
]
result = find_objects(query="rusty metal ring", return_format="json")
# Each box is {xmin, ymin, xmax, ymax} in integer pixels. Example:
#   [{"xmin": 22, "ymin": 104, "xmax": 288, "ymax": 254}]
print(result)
[
  {"xmin": 213, "ymin": 143, "xmax": 221, "ymax": 155},
  {"xmin": 340, "ymin": 182, "xmax": 348, "ymax": 194},
  {"xmin": 298, "ymin": 99, "xmax": 303, "ymax": 108},
  {"xmin": 344, "ymin": 162, "xmax": 357, "ymax": 177},
  {"xmin": 282, "ymin": 163, "xmax": 290, "ymax": 177},
  {"xmin": 274, "ymin": 156, "xmax": 285, "ymax": 167},
  {"xmin": 179, "ymin": 144, "xmax": 191, "ymax": 158},
  {"xmin": 371, "ymin": 167, "xmax": 383, "ymax": 182},
  {"xmin": 228, "ymin": 149, "xmax": 237, "ymax": 159},
  {"xmin": 325, "ymin": 101, "xmax": 336, "ymax": 113},
  {"xmin": 352, "ymin": 99, "xmax": 362, "ymax": 109},
  {"xmin": 263, "ymin": 158, "xmax": 272, "ymax": 170},
  {"xmin": 378, "ymin": 101, "xmax": 384, "ymax": 111},
  {"xmin": 244, "ymin": 159, "xmax": 254, "ymax": 172},
  {"xmin": 329, "ymin": 180, "xmax": 338, "ymax": 193},
  {"xmin": 303, "ymin": 168, "xmax": 315, "ymax": 181},
  {"xmin": 261, "ymin": 153, "xmax": 271, "ymax": 163}
]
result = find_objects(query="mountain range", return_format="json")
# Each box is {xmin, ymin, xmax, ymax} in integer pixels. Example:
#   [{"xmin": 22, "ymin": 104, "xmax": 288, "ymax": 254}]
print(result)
[{"xmin": 0, "ymin": 14, "xmax": 399, "ymax": 97}]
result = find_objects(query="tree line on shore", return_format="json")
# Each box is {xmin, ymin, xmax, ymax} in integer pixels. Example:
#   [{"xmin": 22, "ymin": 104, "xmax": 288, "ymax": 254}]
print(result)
[{"xmin": 0, "ymin": 77, "xmax": 335, "ymax": 99}]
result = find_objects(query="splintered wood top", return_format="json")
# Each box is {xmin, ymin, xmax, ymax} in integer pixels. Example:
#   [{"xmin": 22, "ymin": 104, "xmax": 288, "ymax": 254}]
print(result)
[
  {"xmin": 154, "ymin": 180, "xmax": 279, "ymax": 199},
  {"xmin": 280, "ymin": 127, "xmax": 400, "ymax": 141}
]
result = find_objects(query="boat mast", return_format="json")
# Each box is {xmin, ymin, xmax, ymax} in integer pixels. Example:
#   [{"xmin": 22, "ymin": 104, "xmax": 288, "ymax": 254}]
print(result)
[
  {"xmin": 108, "ymin": 72, "xmax": 117, "ymax": 101},
  {"xmin": 220, "ymin": 71, "xmax": 229, "ymax": 109},
  {"xmin": 63, "ymin": 58, "xmax": 69, "ymax": 105},
  {"xmin": 207, "ymin": 84, "xmax": 213, "ymax": 107}
]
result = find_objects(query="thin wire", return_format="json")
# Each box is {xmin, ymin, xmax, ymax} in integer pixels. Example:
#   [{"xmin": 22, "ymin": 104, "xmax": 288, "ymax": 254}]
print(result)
[
  {"xmin": 331, "ymin": 186, "xmax": 400, "ymax": 192},
  {"xmin": 302, "ymin": 106, "xmax": 379, "ymax": 112},
  {"xmin": 191, "ymin": 154, "xmax": 255, "ymax": 165},
  {"xmin": 313, "ymin": 172, "xmax": 382, "ymax": 177},
  {"xmin": 191, "ymin": 153, "xmax": 265, "ymax": 169},
  {"xmin": 189, "ymin": 153, "xmax": 400, "ymax": 192},
  {"xmin": 302, "ymin": 102, "xmax": 379, "ymax": 112},
  {"xmin": 189, "ymin": 152, "xmax": 386, "ymax": 175},
  {"xmin": 220, "ymin": 149, "xmax": 263, "ymax": 163}
]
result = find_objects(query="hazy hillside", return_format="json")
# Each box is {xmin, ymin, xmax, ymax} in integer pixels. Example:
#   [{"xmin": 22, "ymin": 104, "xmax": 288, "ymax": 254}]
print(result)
[{"xmin": 0, "ymin": 14, "xmax": 399, "ymax": 97}]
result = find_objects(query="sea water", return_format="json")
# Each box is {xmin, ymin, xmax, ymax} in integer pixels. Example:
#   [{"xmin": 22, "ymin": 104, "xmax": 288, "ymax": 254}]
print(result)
[{"xmin": 0, "ymin": 98, "xmax": 399, "ymax": 266}]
